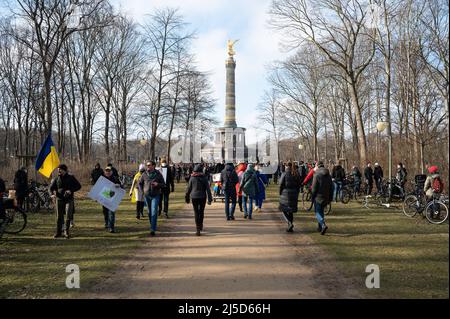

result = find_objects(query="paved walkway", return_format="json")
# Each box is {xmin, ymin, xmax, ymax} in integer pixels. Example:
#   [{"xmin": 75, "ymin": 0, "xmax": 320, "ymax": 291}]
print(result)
[{"xmin": 86, "ymin": 201, "xmax": 360, "ymax": 298}]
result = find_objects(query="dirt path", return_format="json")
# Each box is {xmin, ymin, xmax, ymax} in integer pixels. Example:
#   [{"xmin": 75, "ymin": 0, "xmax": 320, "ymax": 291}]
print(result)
[{"xmin": 85, "ymin": 201, "xmax": 361, "ymax": 299}]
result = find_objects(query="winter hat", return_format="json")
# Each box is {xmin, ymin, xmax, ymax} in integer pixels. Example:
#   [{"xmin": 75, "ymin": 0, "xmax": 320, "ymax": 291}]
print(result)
[
  {"xmin": 139, "ymin": 164, "xmax": 145, "ymax": 172},
  {"xmin": 428, "ymin": 166, "xmax": 438, "ymax": 174}
]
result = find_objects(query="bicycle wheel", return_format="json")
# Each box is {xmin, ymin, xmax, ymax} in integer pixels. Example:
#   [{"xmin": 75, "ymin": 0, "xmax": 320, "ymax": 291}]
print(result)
[
  {"xmin": 29, "ymin": 191, "xmax": 40, "ymax": 213},
  {"xmin": 403, "ymin": 195, "xmax": 419, "ymax": 217},
  {"xmin": 341, "ymin": 189, "xmax": 351, "ymax": 204},
  {"xmin": 3, "ymin": 208, "xmax": 27, "ymax": 234},
  {"xmin": 302, "ymin": 191, "xmax": 311, "ymax": 210},
  {"xmin": 324, "ymin": 202, "xmax": 332, "ymax": 215},
  {"xmin": 425, "ymin": 200, "xmax": 449, "ymax": 225}
]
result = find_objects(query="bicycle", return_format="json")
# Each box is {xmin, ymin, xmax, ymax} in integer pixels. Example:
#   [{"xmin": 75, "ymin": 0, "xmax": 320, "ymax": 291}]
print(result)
[
  {"xmin": 26, "ymin": 180, "xmax": 54, "ymax": 213},
  {"xmin": 0, "ymin": 195, "xmax": 27, "ymax": 238},
  {"xmin": 424, "ymin": 194, "xmax": 449, "ymax": 225},
  {"xmin": 402, "ymin": 176, "xmax": 427, "ymax": 218}
]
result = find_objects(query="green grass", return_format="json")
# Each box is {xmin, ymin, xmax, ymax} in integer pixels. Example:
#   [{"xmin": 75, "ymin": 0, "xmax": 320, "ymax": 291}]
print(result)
[
  {"xmin": 266, "ymin": 184, "xmax": 449, "ymax": 299},
  {"xmin": 0, "ymin": 186, "xmax": 186, "ymax": 299}
]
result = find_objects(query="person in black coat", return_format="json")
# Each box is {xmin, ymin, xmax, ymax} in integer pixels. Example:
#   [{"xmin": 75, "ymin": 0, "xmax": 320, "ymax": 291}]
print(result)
[
  {"xmin": 364, "ymin": 162, "xmax": 374, "ymax": 195},
  {"xmin": 220, "ymin": 163, "xmax": 239, "ymax": 220},
  {"xmin": 49, "ymin": 164, "xmax": 81, "ymax": 238},
  {"xmin": 311, "ymin": 162, "xmax": 333, "ymax": 235},
  {"xmin": 90, "ymin": 163, "xmax": 104, "ymax": 185},
  {"xmin": 186, "ymin": 164, "xmax": 213, "ymax": 236},
  {"xmin": 13, "ymin": 167, "xmax": 28, "ymax": 208},
  {"xmin": 373, "ymin": 163, "xmax": 383, "ymax": 194},
  {"xmin": 158, "ymin": 159, "xmax": 175, "ymax": 218},
  {"xmin": 279, "ymin": 162, "xmax": 302, "ymax": 232},
  {"xmin": 331, "ymin": 163, "xmax": 345, "ymax": 202}
]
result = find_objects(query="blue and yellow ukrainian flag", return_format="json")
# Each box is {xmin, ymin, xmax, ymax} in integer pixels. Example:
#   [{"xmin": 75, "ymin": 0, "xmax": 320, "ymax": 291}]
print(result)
[{"xmin": 35, "ymin": 134, "xmax": 60, "ymax": 178}]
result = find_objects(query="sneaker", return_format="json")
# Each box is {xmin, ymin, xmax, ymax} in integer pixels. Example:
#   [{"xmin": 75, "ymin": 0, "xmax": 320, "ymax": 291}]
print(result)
[
  {"xmin": 321, "ymin": 225, "xmax": 328, "ymax": 235},
  {"xmin": 244, "ymin": 215, "xmax": 248, "ymax": 219},
  {"xmin": 136, "ymin": 215, "xmax": 140, "ymax": 220},
  {"xmin": 70, "ymin": 222, "xmax": 75, "ymax": 229},
  {"xmin": 196, "ymin": 230, "xmax": 201, "ymax": 236},
  {"xmin": 231, "ymin": 216, "xmax": 235, "ymax": 220},
  {"xmin": 150, "ymin": 231, "xmax": 156, "ymax": 236},
  {"xmin": 109, "ymin": 229, "xmax": 116, "ymax": 233},
  {"xmin": 248, "ymin": 216, "xmax": 252, "ymax": 220},
  {"xmin": 227, "ymin": 217, "xmax": 231, "ymax": 221},
  {"xmin": 287, "ymin": 222, "xmax": 294, "ymax": 232},
  {"xmin": 64, "ymin": 231, "xmax": 70, "ymax": 239}
]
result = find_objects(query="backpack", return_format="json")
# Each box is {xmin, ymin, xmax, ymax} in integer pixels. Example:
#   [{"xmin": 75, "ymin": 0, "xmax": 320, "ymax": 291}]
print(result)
[{"xmin": 432, "ymin": 176, "xmax": 444, "ymax": 193}]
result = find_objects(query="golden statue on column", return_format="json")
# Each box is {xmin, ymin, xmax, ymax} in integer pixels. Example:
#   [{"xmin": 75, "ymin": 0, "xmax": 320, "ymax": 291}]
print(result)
[{"xmin": 227, "ymin": 39, "xmax": 239, "ymax": 57}]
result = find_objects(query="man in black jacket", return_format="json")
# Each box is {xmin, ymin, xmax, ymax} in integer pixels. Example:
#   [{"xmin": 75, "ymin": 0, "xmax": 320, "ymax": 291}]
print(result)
[
  {"xmin": 220, "ymin": 163, "xmax": 239, "ymax": 220},
  {"xmin": 364, "ymin": 162, "xmax": 374, "ymax": 195},
  {"xmin": 158, "ymin": 159, "xmax": 175, "ymax": 218},
  {"xmin": 373, "ymin": 163, "xmax": 383, "ymax": 194},
  {"xmin": 49, "ymin": 164, "xmax": 81, "ymax": 239},
  {"xmin": 13, "ymin": 167, "xmax": 28, "ymax": 209},
  {"xmin": 331, "ymin": 162, "xmax": 345, "ymax": 202},
  {"xmin": 311, "ymin": 162, "xmax": 333, "ymax": 235},
  {"xmin": 139, "ymin": 161, "xmax": 166, "ymax": 236},
  {"xmin": 90, "ymin": 163, "xmax": 104, "ymax": 185}
]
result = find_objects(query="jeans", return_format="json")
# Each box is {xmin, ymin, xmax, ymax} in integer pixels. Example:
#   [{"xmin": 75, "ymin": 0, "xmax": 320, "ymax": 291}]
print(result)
[
  {"xmin": 255, "ymin": 197, "xmax": 264, "ymax": 209},
  {"xmin": 158, "ymin": 190, "xmax": 170, "ymax": 215},
  {"xmin": 314, "ymin": 201, "xmax": 325, "ymax": 228},
  {"xmin": 333, "ymin": 181, "xmax": 342, "ymax": 202},
  {"xmin": 243, "ymin": 195, "xmax": 255, "ymax": 217},
  {"xmin": 56, "ymin": 199, "xmax": 74, "ymax": 234},
  {"xmin": 145, "ymin": 194, "xmax": 161, "ymax": 232},
  {"xmin": 354, "ymin": 181, "xmax": 361, "ymax": 198},
  {"xmin": 192, "ymin": 198, "xmax": 206, "ymax": 230},
  {"xmin": 224, "ymin": 191, "xmax": 236, "ymax": 218}
]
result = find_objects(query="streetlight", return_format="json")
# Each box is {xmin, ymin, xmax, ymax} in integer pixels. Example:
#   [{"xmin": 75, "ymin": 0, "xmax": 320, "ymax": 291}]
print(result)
[
  {"xmin": 298, "ymin": 144, "xmax": 304, "ymax": 161},
  {"xmin": 377, "ymin": 121, "xmax": 392, "ymax": 200}
]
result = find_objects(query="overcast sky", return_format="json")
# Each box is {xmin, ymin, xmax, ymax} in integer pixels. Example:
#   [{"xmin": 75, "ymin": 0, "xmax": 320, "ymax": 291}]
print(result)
[{"xmin": 111, "ymin": 0, "xmax": 287, "ymax": 143}]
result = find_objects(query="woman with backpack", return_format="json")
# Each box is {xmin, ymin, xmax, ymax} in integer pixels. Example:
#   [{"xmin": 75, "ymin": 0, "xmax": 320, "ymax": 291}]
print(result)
[
  {"xmin": 239, "ymin": 164, "xmax": 260, "ymax": 220},
  {"xmin": 424, "ymin": 166, "xmax": 444, "ymax": 200}
]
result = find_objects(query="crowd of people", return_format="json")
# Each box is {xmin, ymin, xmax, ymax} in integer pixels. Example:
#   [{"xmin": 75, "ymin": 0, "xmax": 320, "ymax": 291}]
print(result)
[{"xmin": 0, "ymin": 158, "xmax": 445, "ymax": 239}]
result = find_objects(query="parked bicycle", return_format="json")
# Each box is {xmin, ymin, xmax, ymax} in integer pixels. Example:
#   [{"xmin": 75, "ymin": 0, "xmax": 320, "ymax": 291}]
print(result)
[
  {"xmin": 423, "ymin": 194, "xmax": 449, "ymax": 225},
  {"xmin": 403, "ymin": 175, "xmax": 427, "ymax": 218},
  {"xmin": 26, "ymin": 180, "xmax": 54, "ymax": 213},
  {"xmin": 0, "ymin": 194, "xmax": 27, "ymax": 238}
]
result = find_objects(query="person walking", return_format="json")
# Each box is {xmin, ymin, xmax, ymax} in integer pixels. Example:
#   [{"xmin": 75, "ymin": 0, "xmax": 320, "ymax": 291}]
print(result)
[
  {"xmin": 279, "ymin": 162, "xmax": 301, "ymax": 232},
  {"xmin": 185, "ymin": 164, "xmax": 213, "ymax": 236},
  {"xmin": 235, "ymin": 163, "xmax": 247, "ymax": 213},
  {"xmin": 364, "ymin": 162, "xmax": 374, "ymax": 195},
  {"xmin": 239, "ymin": 164, "xmax": 260, "ymax": 220},
  {"xmin": 331, "ymin": 162, "xmax": 345, "ymax": 202},
  {"xmin": 311, "ymin": 161, "xmax": 333, "ymax": 235},
  {"xmin": 13, "ymin": 167, "xmax": 28, "ymax": 209},
  {"xmin": 374, "ymin": 163, "xmax": 384, "ymax": 194},
  {"xmin": 107, "ymin": 163, "xmax": 119, "ymax": 178},
  {"xmin": 254, "ymin": 164, "xmax": 268, "ymax": 213},
  {"xmin": 220, "ymin": 162, "xmax": 239, "ymax": 221},
  {"xmin": 130, "ymin": 164, "xmax": 146, "ymax": 219},
  {"xmin": 158, "ymin": 159, "xmax": 175, "ymax": 219},
  {"xmin": 102, "ymin": 166, "xmax": 123, "ymax": 233},
  {"xmin": 139, "ymin": 161, "xmax": 166, "ymax": 236},
  {"xmin": 49, "ymin": 164, "xmax": 81, "ymax": 239},
  {"xmin": 90, "ymin": 163, "xmax": 104, "ymax": 185}
]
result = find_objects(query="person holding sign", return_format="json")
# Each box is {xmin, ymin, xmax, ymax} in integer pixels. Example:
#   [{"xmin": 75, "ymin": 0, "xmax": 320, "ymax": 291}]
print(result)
[
  {"xmin": 102, "ymin": 166, "xmax": 123, "ymax": 233},
  {"xmin": 139, "ymin": 161, "xmax": 166, "ymax": 236},
  {"xmin": 49, "ymin": 164, "xmax": 81, "ymax": 239}
]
